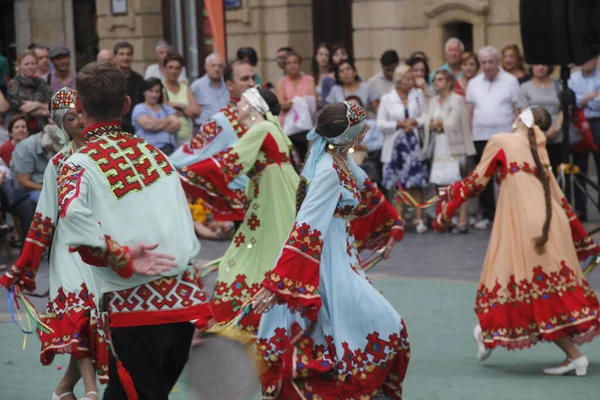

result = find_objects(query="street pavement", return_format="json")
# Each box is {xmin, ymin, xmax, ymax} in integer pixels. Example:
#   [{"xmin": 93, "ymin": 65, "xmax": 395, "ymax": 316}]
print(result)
[{"xmin": 1, "ymin": 226, "xmax": 600, "ymax": 399}]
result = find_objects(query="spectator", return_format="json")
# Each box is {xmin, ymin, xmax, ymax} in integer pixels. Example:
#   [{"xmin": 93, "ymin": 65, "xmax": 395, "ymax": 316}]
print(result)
[
  {"xmin": 162, "ymin": 53, "xmax": 200, "ymax": 145},
  {"xmin": 96, "ymin": 49, "xmax": 113, "ymax": 63},
  {"xmin": 454, "ymin": 51, "xmax": 480, "ymax": 97},
  {"xmin": 326, "ymin": 60, "xmax": 369, "ymax": 109},
  {"xmin": 407, "ymin": 56, "xmax": 432, "ymax": 98},
  {"xmin": 32, "ymin": 45, "xmax": 51, "ymax": 84},
  {"xmin": 410, "ymin": 51, "xmax": 429, "ymax": 63},
  {"xmin": 0, "ymin": 114, "xmax": 28, "ymax": 166},
  {"xmin": 368, "ymin": 50, "xmax": 400, "ymax": 115},
  {"xmin": 237, "ymin": 47, "xmax": 262, "ymax": 86},
  {"xmin": 276, "ymin": 52, "xmax": 317, "ymax": 125},
  {"xmin": 113, "ymin": 41, "xmax": 144, "ymax": 134},
  {"xmin": 10, "ymin": 124, "xmax": 61, "ymax": 203},
  {"xmin": 311, "ymin": 43, "xmax": 335, "ymax": 107},
  {"xmin": 7, "ymin": 51, "xmax": 51, "ymax": 133},
  {"xmin": 502, "ymin": 44, "xmax": 531, "ymax": 84},
  {"xmin": 190, "ymin": 53, "xmax": 228, "ymax": 126},
  {"xmin": 346, "ymin": 95, "xmax": 384, "ymax": 187},
  {"xmin": 429, "ymin": 38, "xmax": 464, "ymax": 84},
  {"xmin": 466, "ymin": 46, "xmax": 519, "ymax": 228},
  {"xmin": 331, "ymin": 43, "xmax": 352, "ymax": 65},
  {"xmin": 276, "ymin": 47, "xmax": 294, "ymax": 72},
  {"xmin": 132, "ymin": 78, "xmax": 180, "ymax": 155},
  {"xmin": 48, "ymin": 45, "xmax": 76, "ymax": 94},
  {"xmin": 144, "ymin": 40, "xmax": 189, "ymax": 83},
  {"xmin": 568, "ymin": 56, "xmax": 600, "ymax": 221},
  {"xmin": 0, "ymin": 90, "xmax": 8, "ymax": 114},
  {"xmin": 518, "ymin": 64, "xmax": 562, "ymax": 171},
  {"xmin": 426, "ymin": 69, "xmax": 476, "ymax": 233},
  {"xmin": 377, "ymin": 64, "xmax": 428, "ymax": 233}
]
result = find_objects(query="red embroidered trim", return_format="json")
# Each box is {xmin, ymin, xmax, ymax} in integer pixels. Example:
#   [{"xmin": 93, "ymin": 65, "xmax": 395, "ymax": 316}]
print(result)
[
  {"xmin": 211, "ymin": 274, "xmax": 261, "ymax": 333},
  {"xmin": 25, "ymin": 212, "xmax": 55, "ymax": 248},
  {"xmin": 71, "ymin": 236, "xmax": 133, "ymax": 278},
  {"xmin": 58, "ymin": 162, "xmax": 85, "ymax": 218},
  {"xmin": 476, "ymin": 263, "xmax": 600, "ymax": 350}
]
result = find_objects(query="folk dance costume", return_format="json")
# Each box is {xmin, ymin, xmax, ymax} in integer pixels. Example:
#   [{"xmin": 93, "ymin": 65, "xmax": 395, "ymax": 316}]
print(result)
[
  {"xmin": 434, "ymin": 109, "xmax": 600, "ymax": 356},
  {"xmin": 180, "ymin": 88, "xmax": 299, "ymax": 333},
  {"xmin": 169, "ymin": 97, "xmax": 249, "ymax": 221},
  {"xmin": 57, "ymin": 122, "xmax": 210, "ymax": 399},
  {"xmin": 0, "ymin": 88, "xmax": 109, "ymax": 382},
  {"xmin": 258, "ymin": 102, "xmax": 410, "ymax": 399}
]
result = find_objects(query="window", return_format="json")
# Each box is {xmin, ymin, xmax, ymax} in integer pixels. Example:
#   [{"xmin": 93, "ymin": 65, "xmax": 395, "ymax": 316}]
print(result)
[{"xmin": 443, "ymin": 22, "xmax": 473, "ymax": 52}]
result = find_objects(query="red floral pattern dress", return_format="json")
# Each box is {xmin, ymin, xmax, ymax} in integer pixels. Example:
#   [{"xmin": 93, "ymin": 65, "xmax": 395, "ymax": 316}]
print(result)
[
  {"xmin": 257, "ymin": 154, "xmax": 409, "ymax": 400},
  {"xmin": 434, "ymin": 130, "xmax": 600, "ymax": 350}
]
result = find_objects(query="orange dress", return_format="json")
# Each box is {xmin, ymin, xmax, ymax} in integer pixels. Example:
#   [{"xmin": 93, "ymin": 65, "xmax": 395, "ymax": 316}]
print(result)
[{"xmin": 434, "ymin": 128, "xmax": 600, "ymax": 350}]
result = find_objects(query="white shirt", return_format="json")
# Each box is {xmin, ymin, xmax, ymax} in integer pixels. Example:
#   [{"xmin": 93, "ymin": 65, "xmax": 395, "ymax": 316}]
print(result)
[
  {"xmin": 144, "ymin": 63, "xmax": 189, "ymax": 83},
  {"xmin": 466, "ymin": 69, "xmax": 520, "ymax": 141}
]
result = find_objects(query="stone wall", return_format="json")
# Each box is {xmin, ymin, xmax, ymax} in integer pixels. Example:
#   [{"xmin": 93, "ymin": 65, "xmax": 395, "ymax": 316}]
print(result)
[
  {"xmin": 225, "ymin": 0, "xmax": 313, "ymax": 84},
  {"xmin": 95, "ymin": 0, "xmax": 164, "ymax": 75}
]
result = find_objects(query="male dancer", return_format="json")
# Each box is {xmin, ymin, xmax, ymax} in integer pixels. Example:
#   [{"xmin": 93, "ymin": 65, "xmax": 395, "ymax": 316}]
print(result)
[{"xmin": 57, "ymin": 61, "xmax": 209, "ymax": 400}]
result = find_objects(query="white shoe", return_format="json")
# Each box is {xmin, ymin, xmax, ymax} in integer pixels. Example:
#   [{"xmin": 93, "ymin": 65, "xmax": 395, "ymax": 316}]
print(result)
[
  {"xmin": 415, "ymin": 219, "xmax": 428, "ymax": 234},
  {"xmin": 52, "ymin": 392, "xmax": 73, "ymax": 400},
  {"xmin": 473, "ymin": 324, "xmax": 492, "ymax": 361},
  {"xmin": 81, "ymin": 391, "xmax": 99, "ymax": 400},
  {"xmin": 543, "ymin": 356, "xmax": 588, "ymax": 376},
  {"xmin": 473, "ymin": 219, "xmax": 491, "ymax": 230}
]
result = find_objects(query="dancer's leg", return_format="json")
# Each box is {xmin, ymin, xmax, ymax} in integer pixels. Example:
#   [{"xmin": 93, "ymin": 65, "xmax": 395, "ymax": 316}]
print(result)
[
  {"xmin": 54, "ymin": 355, "xmax": 81, "ymax": 399},
  {"xmin": 77, "ymin": 357, "xmax": 99, "ymax": 399}
]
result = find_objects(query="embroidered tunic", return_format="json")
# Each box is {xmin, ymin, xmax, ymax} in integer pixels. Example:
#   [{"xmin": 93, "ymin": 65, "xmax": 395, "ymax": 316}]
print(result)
[
  {"xmin": 1, "ymin": 133, "xmax": 109, "ymax": 382},
  {"xmin": 169, "ymin": 101, "xmax": 249, "ymax": 221},
  {"xmin": 435, "ymin": 131, "xmax": 600, "ymax": 349},
  {"xmin": 180, "ymin": 116, "xmax": 299, "ymax": 333},
  {"xmin": 56, "ymin": 122, "xmax": 210, "ymax": 329},
  {"xmin": 257, "ymin": 155, "xmax": 409, "ymax": 400}
]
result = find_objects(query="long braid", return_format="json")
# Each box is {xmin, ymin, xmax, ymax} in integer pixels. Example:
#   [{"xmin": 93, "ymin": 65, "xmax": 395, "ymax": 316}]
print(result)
[
  {"xmin": 296, "ymin": 176, "xmax": 309, "ymax": 215},
  {"xmin": 528, "ymin": 125, "xmax": 552, "ymax": 254}
]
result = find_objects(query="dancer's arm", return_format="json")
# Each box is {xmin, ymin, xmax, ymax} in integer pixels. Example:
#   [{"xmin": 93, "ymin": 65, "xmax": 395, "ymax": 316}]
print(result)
[
  {"xmin": 260, "ymin": 162, "xmax": 341, "ymax": 321},
  {"xmin": 0, "ymin": 160, "xmax": 59, "ymax": 290},
  {"xmin": 351, "ymin": 163, "xmax": 404, "ymax": 252},
  {"xmin": 433, "ymin": 135, "xmax": 506, "ymax": 232},
  {"xmin": 179, "ymin": 123, "xmax": 274, "ymax": 219},
  {"xmin": 548, "ymin": 174, "xmax": 600, "ymax": 260}
]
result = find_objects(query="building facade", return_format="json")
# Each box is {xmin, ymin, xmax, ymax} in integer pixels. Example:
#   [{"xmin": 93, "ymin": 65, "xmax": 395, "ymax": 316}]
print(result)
[{"xmin": 0, "ymin": 0, "xmax": 521, "ymax": 83}]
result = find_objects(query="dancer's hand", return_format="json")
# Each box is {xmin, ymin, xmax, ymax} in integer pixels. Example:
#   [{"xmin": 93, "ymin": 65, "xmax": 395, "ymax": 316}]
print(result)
[
  {"xmin": 383, "ymin": 236, "xmax": 395, "ymax": 260},
  {"xmin": 130, "ymin": 243, "xmax": 177, "ymax": 276},
  {"xmin": 252, "ymin": 288, "xmax": 278, "ymax": 314}
]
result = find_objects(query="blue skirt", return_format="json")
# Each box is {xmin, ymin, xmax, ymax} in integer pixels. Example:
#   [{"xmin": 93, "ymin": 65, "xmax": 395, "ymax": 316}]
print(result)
[{"xmin": 383, "ymin": 131, "xmax": 428, "ymax": 190}]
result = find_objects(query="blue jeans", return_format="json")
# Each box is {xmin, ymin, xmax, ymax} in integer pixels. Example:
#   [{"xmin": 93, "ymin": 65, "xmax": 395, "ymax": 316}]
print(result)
[
  {"xmin": 572, "ymin": 120, "xmax": 600, "ymax": 220},
  {"xmin": 27, "ymin": 190, "xmax": 41, "ymax": 203}
]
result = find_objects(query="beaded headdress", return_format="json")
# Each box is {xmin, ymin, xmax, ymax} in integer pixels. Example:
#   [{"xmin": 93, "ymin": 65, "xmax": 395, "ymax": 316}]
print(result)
[
  {"xmin": 50, "ymin": 87, "xmax": 76, "ymax": 130},
  {"xmin": 307, "ymin": 100, "xmax": 367, "ymax": 144}
]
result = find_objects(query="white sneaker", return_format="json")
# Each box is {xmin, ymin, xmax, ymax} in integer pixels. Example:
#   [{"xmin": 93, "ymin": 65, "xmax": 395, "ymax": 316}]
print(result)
[
  {"xmin": 415, "ymin": 219, "xmax": 428, "ymax": 234},
  {"xmin": 473, "ymin": 324, "xmax": 492, "ymax": 361},
  {"xmin": 473, "ymin": 219, "xmax": 491, "ymax": 230},
  {"xmin": 543, "ymin": 356, "xmax": 588, "ymax": 376}
]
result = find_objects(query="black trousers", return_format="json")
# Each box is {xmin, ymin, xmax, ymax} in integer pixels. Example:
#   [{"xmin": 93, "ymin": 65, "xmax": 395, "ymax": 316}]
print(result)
[
  {"xmin": 104, "ymin": 322, "xmax": 194, "ymax": 400},
  {"xmin": 474, "ymin": 141, "xmax": 496, "ymax": 220}
]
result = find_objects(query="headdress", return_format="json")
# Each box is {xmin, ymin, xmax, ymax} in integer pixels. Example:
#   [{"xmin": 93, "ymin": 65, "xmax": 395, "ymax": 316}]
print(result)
[
  {"xmin": 519, "ymin": 108, "xmax": 534, "ymax": 128},
  {"xmin": 242, "ymin": 87, "xmax": 270, "ymax": 115},
  {"xmin": 50, "ymin": 87, "xmax": 76, "ymax": 144}
]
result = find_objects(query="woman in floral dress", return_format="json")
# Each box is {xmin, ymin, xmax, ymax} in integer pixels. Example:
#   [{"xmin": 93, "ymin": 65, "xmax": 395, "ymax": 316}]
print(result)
[
  {"xmin": 0, "ymin": 88, "xmax": 107, "ymax": 400},
  {"xmin": 180, "ymin": 87, "xmax": 299, "ymax": 333},
  {"xmin": 434, "ymin": 107, "xmax": 600, "ymax": 375},
  {"xmin": 253, "ymin": 101, "xmax": 410, "ymax": 399}
]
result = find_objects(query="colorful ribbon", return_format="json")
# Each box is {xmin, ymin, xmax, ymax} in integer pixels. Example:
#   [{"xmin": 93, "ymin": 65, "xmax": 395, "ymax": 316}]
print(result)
[
  {"xmin": 582, "ymin": 254, "xmax": 600, "ymax": 276},
  {"xmin": 6, "ymin": 285, "xmax": 53, "ymax": 349},
  {"xmin": 359, "ymin": 246, "xmax": 388, "ymax": 272},
  {"xmin": 197, "ymin": 257, "xmax": 222, "ymax": 279},
  {"xmin": 393, "ymin": 187, "xmax": 440, "ymax": 210}
]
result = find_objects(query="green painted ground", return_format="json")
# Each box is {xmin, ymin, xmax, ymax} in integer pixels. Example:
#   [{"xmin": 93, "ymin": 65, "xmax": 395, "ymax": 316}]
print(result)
[{"xmin": 0, "ymin": 277, "xmax": 599, "ymax": 400}]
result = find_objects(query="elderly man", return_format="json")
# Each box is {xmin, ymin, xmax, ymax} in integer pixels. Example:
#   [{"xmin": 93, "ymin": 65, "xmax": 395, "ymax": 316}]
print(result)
[
  {"xmin": 145, "ymin": 40, "xmax": 188, "ymax": 83},
  {"xmin": 190, "ymin": 53, "xmax": 228, "ymax": 126},
  {"xmin": 430, "ymin": 38, "xmax": 464, "ymax": 84},
  {"xmin": 48, "ymin": 45, "xmax": 76, "ymax": 94},
  {"xmin": 466, "ymin": 46, "xmax": 520, "ymax": 229},
  {"xmin": 97, "ymin": 48, "xmax": 113, "ymax": 63}
]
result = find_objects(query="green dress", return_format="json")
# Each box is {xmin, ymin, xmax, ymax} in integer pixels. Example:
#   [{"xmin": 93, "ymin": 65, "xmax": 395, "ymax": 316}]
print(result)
[{"xmin": 180, "ymin": 114, "xmax": 299, "ymax": 333}]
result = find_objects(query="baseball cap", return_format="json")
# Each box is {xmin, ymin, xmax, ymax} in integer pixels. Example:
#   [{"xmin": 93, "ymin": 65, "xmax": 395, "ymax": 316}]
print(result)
[{"xmin": 49, "ymin": 45, "xmax": 70, "ymax": 59}]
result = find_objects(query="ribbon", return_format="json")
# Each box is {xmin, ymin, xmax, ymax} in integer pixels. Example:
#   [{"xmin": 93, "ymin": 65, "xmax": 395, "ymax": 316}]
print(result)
[
  {"xmin": 394, "ymin": 187, "xmax": 440, "ymax": 210},
  {"xmin": 6, "ymin": 285, "xmax": 53, "ymax": 349},
  {"xmin": 582, "ymin": 254, "xmax": 600, "ymax": 276},
  {"xmin": 359, "ymin": 245, "xmax": 388, "ymax": 272}
]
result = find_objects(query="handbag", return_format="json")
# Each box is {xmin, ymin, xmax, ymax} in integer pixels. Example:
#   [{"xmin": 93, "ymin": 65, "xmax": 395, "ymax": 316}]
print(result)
[{"xmin": 570, "ymin": 108, "xmax": 598, "ymax": 153}]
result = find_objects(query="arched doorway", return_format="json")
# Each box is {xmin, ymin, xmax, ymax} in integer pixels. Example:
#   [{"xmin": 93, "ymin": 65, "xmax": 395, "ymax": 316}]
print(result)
[{"xmin": 443, "ymin": 21, "xmax": 473, "ymax": 52}]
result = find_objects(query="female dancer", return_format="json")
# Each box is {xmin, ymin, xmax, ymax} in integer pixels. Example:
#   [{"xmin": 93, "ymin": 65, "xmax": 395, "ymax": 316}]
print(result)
[
  {"xmin": 434, "ymin": 106, "xmax": 600, "ymax": 375},
  {"xmin": 0, "ymin": 88, "xmax": 107, "ymax": 399},
  {"xmin": 180, "ymin": 87, "xmax": 299, "ymax": 333},
  {"xmin": 253, "ymin": 101, "xmax": 409, "ymax": 399}
]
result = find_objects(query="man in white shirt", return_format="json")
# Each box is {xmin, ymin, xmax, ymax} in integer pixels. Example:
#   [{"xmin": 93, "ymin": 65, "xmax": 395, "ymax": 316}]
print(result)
[
  {"xmin": 466, "ymin": 46, "xmax": 520, "ymax": 228},
  {"xmin": 190, "ymin": 53, "xmax": 229, "ymax": 126},
  {"xmin": 144, "ymin": 40, "xmax": 189, "ymax": 83},
  {"xmin": 367, "ymin": 50, "xmax": 399, "ymax": 115}
]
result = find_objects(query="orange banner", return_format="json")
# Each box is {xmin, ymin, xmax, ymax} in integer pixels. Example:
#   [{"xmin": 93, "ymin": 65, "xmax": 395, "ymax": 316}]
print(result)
[{"xmin": 204, "ymin": 0, "xmax": 226, "ymax": 58}]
